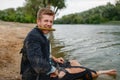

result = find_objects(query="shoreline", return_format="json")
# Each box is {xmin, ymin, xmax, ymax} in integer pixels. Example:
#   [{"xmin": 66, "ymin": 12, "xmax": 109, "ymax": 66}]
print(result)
[{"xmin": 0, "ymin": 21, "xmax": 35, "ymax": 80}]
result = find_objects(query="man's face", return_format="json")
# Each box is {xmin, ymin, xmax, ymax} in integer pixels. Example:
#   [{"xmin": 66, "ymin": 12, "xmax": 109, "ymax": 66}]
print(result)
[{"xmin": 37, "ymin": 14, "xmax": 54, "ymax": 34}]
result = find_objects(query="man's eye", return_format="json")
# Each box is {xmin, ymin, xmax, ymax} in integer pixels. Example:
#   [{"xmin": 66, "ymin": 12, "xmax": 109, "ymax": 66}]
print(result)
[
  {"xmin": 45, "ymin": 20, "xmax": 48, "ymax": 22},
  {"xmin": 50, "ymin": 21, "xmax": 53, "ymax": 23}
]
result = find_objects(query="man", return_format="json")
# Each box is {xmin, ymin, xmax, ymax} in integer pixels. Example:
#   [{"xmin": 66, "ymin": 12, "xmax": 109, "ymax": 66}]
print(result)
[
  {"xmin": 20, "ymin": 8, "xmax": 117, "ymax": 80},
  {"xmin": 20, "ymin": 8, "xmax": 64, "ymax": 80}
]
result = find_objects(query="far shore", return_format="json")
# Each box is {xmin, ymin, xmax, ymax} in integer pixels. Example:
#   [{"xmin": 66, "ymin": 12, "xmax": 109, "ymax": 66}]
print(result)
[{"xmin": 103, "ymin": 21, "xmax": 120, "ymax": 25}]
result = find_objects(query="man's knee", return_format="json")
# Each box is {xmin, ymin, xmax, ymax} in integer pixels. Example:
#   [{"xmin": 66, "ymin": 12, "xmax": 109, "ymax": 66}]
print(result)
[
  {"xmin": 69, "ymin": 60, "xmax": 81, "ymax": 66},
  {"xmin": 69, "ymin": 60, "xmax": 78, "ymax": 64}
]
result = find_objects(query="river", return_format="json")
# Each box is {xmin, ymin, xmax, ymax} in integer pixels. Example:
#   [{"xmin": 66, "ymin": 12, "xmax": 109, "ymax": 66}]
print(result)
[{"xmin": 51, "ymin": 24, "xmax": 120, "ymax": 80}]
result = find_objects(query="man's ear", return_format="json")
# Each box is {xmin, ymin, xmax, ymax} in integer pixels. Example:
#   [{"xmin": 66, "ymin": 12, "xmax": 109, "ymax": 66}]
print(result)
[
  {"xmin": 36, "ymin": 19, "xmax": 39, "ymax": 23},
  {"xmin": 37, "ymin": 19, "xmax": 41, "ymax": 25}
]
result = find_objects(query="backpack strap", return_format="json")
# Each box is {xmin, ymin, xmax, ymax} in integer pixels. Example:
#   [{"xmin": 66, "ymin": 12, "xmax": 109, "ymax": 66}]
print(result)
[
  {"xmin": 57, "ymin": 65, "xmax": 97, "ymax": 80},
  {"xmin": 68, "ymin": 66, "xmax": 97, "ymax": 80},
  {"xmin": 68, "ymin": 66, "xmax": 97, "ymax": 74}
]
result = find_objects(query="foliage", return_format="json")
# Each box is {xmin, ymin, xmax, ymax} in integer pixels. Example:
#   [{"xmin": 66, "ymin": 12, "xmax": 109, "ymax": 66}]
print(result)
[
  {"xmin": 0, "ymin": 8, "xmax": 16, "ymax": 21},
  {"xmin": 0, "ymin": 0, "xmax": 120, "ymax": 24},
  {"xmin": 0, "ymin": 0, "xmax": 66, "ymax": 23},
  {"xmin": 55, "ymin": 1, "xmax": 120, "ymax": 24}
]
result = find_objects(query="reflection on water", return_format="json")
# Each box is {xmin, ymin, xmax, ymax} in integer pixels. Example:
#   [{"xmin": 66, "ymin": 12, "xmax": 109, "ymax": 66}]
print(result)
[
  {"xmin": 51, "ymin": 24, "xmax": 120, "ymax": 80},
  {"xmin": 98, "ymin": 32, "xmax": 120, "ymax": 36}
]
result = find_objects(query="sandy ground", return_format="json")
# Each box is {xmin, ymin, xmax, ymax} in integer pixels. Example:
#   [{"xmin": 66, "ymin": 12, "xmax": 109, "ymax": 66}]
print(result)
[{"xmin": 0, "ymin": 21, "xmax": 35, "ymax": 80}]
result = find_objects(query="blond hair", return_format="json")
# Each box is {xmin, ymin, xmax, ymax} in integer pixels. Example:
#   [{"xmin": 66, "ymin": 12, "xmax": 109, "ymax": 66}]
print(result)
[{"xmin": 37, "ymin": 8, "xmax": 55, "ymax": 19}]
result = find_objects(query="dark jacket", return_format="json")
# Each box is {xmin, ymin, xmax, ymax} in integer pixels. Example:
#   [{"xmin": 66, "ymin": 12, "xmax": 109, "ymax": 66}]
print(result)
[{"xmin": 20, "ymin": 26, "xmax": 52, "ymax": 80}]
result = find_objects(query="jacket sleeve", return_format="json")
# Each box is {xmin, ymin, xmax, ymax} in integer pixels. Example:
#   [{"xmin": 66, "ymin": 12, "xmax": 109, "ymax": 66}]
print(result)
[{"xmin": 25, "ymin": 39, "xmax": 51, "ymax": 74}]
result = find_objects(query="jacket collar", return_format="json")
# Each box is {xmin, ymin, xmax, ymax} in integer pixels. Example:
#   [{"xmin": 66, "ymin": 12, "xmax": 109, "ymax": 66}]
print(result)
[{"xmin": 35, "ymin": 26, "xmax": 49, "ymax": 40}]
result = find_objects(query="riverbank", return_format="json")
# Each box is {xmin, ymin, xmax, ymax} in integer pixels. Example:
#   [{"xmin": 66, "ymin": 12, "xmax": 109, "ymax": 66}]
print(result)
[
  {"xmin": 0, "ymin": 21, "xmax": 35, "ymax": 80},
  {"xmin": 103, "ymin": 21, "xmax": 120, "ymax": 25}
]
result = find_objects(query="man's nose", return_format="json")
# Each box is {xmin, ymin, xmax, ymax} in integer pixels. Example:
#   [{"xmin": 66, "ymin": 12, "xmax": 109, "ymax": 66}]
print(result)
[
  {"xmin": 48, "ymin": 21, "xmax": 52, "ymax": 25},
  {"xmin": 47, "ymin": 22, "xmax": 52, "ymax": 27}
]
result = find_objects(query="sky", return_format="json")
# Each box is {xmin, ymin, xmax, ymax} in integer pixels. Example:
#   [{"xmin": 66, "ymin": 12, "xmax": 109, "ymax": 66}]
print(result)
[{"xmin": 0, "ymin": 0, "xmax": 115, "ymax": 18}]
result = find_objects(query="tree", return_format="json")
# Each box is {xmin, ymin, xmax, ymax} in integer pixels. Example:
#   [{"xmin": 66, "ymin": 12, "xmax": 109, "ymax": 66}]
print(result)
[
  {"xmin": 24, "ymin": 0, "xmax": 66, "ymax": 19},
  {"xmin": 50, "ymin": 0, "xmax": 66, "ymax": 14},
  {"xmin": 1, "ymin": 8, "xmax": 16, "ymax": 21},
  {"xmin": 15, "ymin": 7, "xmax": 25, "ymax": 22},
  {"xmin": 115, "ymin": 0, "xmax": 120, "ymax": 20},
  {"xmin": 24, "ymin": 0, "xmax": 42, "ymax": 20}
]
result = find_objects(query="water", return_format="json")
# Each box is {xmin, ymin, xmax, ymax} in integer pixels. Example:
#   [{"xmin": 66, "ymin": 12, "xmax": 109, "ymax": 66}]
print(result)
[{"xmin": 51, "ymin": 24, "xmax": 120, "ymax": 80}]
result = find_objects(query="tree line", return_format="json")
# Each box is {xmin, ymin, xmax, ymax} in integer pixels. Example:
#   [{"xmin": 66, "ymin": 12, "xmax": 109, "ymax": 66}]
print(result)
[
  {"xmin": 0, "ymin": 0, "xmax": 120, "ymax": 24},
  {"xmin": 0, "ymin": 0, "xmax": 66, "ymax": 23},
  {"xmin": 55, "ymin": 1, "xmax": 120, "ymax": 24}
]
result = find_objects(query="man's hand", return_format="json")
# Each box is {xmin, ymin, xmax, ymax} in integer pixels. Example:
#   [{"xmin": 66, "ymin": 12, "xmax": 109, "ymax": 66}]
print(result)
[
  {"xmin": 52, "ymin": 56, "xmax": 64, "ymax": 64},
  {"xmin": 56, "ymin": 57, "xmax": 64, "ymax": 64},
  {"xmin": 50, "ymin": 70, "xmax": 58, "ymax": 77}
]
